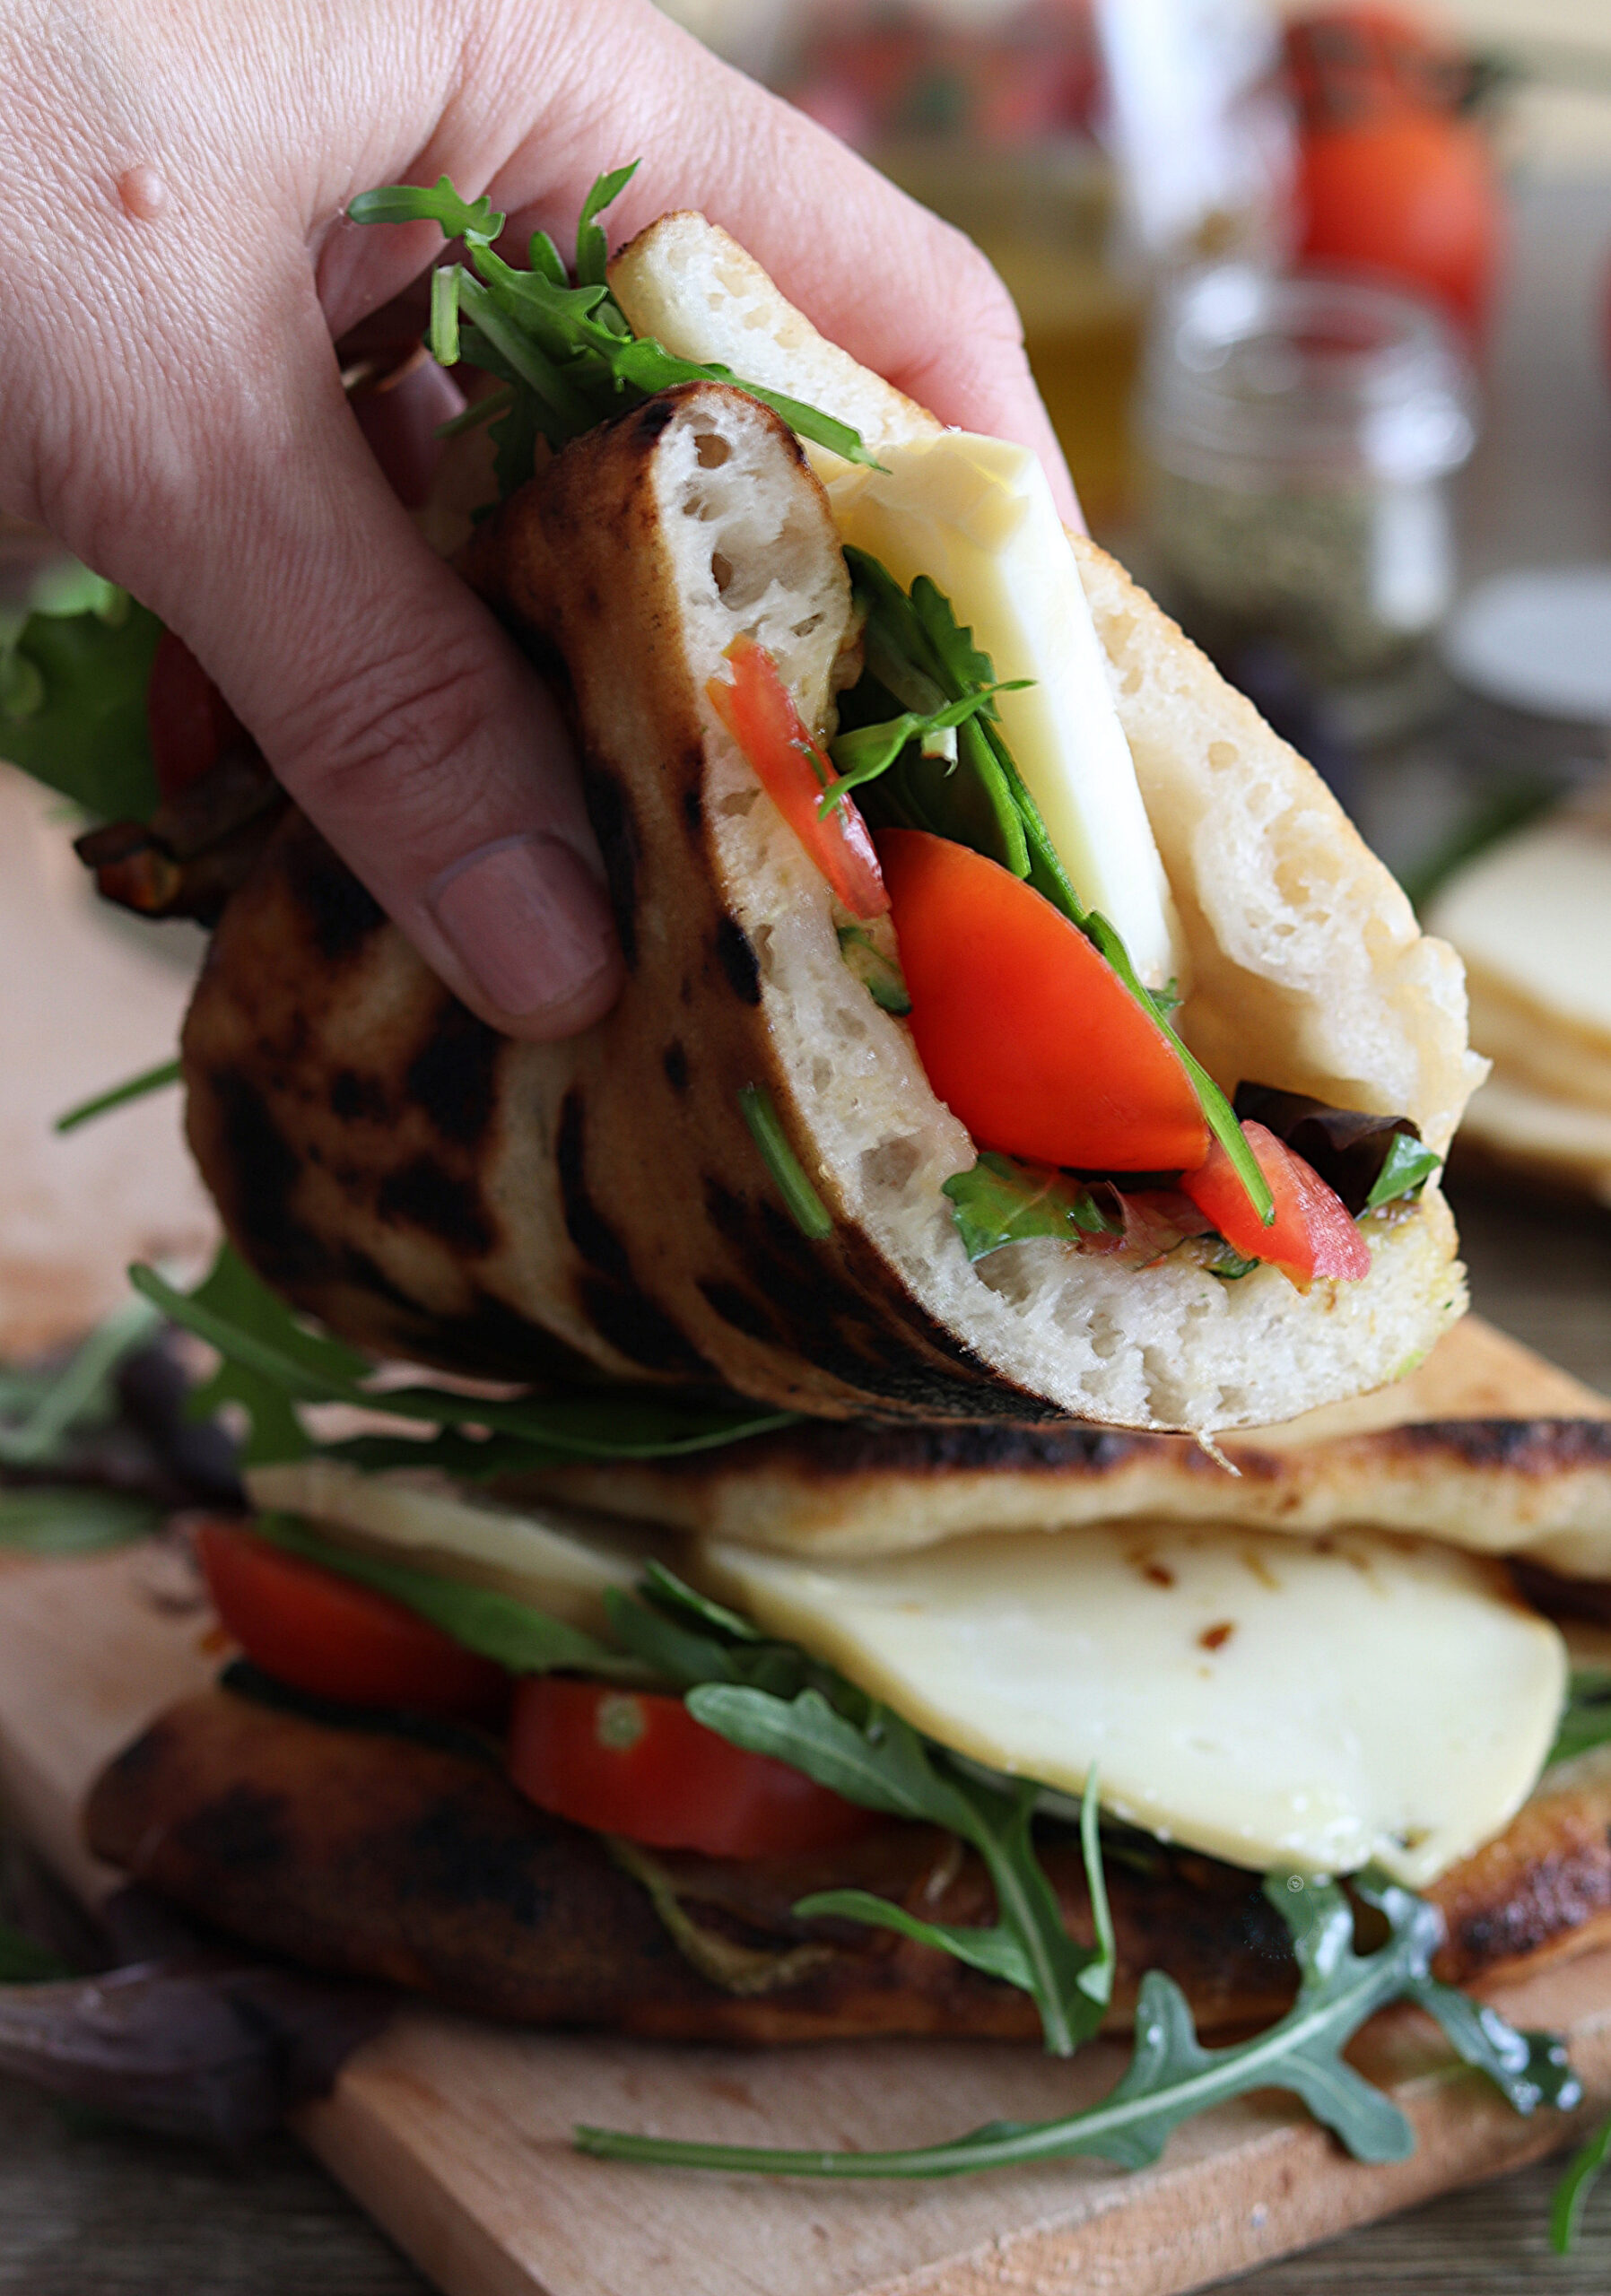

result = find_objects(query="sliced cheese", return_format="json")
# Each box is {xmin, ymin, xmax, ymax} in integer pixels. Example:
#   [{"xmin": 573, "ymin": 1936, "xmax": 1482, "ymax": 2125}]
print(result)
[
  {"xmin": 1428, "ymin": 822, "xmax": 1611, "ymax": 1052},
  {"xmin": 244, "ymin": 1460, "xmax": 661, "ymax": 1633},
  {"xmin": 823, "ymin": 431, "xmax": 1187, "ymax": 991},
  {"xmin": 701, "ymin": 1523, "xmax": 1565, "ymax": 1887}
]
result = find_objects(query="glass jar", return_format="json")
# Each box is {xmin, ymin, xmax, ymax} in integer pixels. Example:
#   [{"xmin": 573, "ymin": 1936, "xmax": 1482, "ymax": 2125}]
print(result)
[{"xmin": 1137, "ymin": 266, "xmax": 1478, "ymax": 690}]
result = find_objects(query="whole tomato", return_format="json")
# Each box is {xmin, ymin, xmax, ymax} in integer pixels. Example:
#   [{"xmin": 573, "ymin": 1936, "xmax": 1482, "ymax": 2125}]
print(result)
[
  {"xmin": 1284, "ymin": 7, "xmax": 1505, "ymax": 338},
  {"xmin": 1293, "ymin": 108, "xmax": 1503, "ymax": 337}
]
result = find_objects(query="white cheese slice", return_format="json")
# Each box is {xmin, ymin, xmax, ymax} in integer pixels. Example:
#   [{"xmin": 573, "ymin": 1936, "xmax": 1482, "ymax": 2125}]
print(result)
[
  {"xmin": 700, "ymin": 1523, "xmax": 1565, "ymax": 1887},
  {"xmin": 244, "ymin": 1459, "xmax": 659, "ymax": 1633},
  {"xmin": 824, "ymin": 431, "xmax": 1187, "ymax": 991},
  {"xmin": 1428, "ymin": 822, "xmax": 1611, "ymax": 1051}
]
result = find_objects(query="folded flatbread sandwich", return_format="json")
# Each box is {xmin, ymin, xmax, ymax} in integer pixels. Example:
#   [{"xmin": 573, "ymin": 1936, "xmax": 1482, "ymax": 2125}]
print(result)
[{"xmin": 177, "ymin": 198, "xmax": 1480, "ymax": 1438}]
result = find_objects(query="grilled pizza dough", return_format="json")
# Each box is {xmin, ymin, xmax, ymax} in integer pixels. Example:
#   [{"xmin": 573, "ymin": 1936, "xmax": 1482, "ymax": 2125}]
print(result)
[
  {"xmin": 182, "ymin": 228, "xmax": 1476, "ymax": 1432},
  {"xmin": 83, "ymin": 1685, "xmax": 1611, "ymax": 2039},
  {"xmin": 517, "ymin": 1322, "xmax": 1611, "ymax": 1573}
]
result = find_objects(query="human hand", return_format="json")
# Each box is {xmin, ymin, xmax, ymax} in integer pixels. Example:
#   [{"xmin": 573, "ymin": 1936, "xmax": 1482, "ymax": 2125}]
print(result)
[{"xmin": 2, "ymin": 0, "xmax": 1075, "ymax": 1039}]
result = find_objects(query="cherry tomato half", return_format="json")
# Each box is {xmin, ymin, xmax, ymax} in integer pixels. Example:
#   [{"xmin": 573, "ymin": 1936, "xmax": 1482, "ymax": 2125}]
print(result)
[
  {"xmin": 507, "ymin": 1676, "xmax": 879, "ymax": 1859},
  {"xmin": 196, "ymin": 1518, "xmax": 508, "ymax": 1719},
  {"xmin": 1179, "ymin": 1119, "xmax": 1372, "ymax": 1286},
  {"xmin": 706, "ymin": 635, "xmax": 889, "ymax": 918},
  {"xmin": 876, "ymin": 828, "xmax": 1210, "ymax": 1172}
]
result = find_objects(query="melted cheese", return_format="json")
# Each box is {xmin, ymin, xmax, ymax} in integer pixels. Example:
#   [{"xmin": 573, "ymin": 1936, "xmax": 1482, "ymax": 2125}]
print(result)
[
  {"xmin": 823, "ymin": 431, "xmax": 1186, "ymax": 990},
  {"xmin": 243, "ymin": 1460, "xmax": 657, "ymax": 1633},
  {"xmin": 700, "ymin": 1523, "xmax": 1565, "ymax": 1887}
]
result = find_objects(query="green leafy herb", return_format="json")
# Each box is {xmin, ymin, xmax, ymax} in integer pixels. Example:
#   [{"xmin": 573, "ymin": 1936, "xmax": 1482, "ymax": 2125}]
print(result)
[
  {"xmin": 135, "ymin": 1246, "xmax": 797, "ymax": 1472},
  {"xmin": 348, "ymin": 168, "xmax": 877, "ymax": 495},
  {"xmin": 1549, "ymin": 1669, "xmax": 1611, "ymax": 1767},
  {"xmin": 737, "ymin": 1084, "xmax": 832, "ymax": 1240},
  {"xmin": 801, "ymin": 1768, "xmax": 1113, "ymax": 2025},
  {"xmin": 600, "ymin": 1565, "xmax": 837, "ymax": 1705},
  {"xmin": 686, "ymin": 1683, "xmax": 1109, "ymax": 2057},
  {"xmin": 842, "ymin": 551, "xmax": 1030, "ymax": 876},
  {"xmin": 841, "ymin": 551, "xmax": 1274, "ymax": 1231},
  {"xmin": 0, "ymin": 1294, "xmax": 162, "ymax": 1469},
  {"xmin": 0, "ymin": 594, "xmax": 162, "ymax": 822},
  {"xmin": 575, "ymin": 1872, "xmax": 1578, "ymax": 2179},
  {"xmin": 53, "ymin": 1057, "xmax": 183, "ymax": 1135},
  {"xmin": 942, "ymin": 1152, "xmax": 1119, "ymax": 1263},
  {"xmin": 1553, "ymin": 2112, "xmax": 1611, "ymax": 2254},
  {"xmin": 823, "ymin": 683, "xmax": 1027, "ymax": 812},
  {"xmin": 166, "ymin": 1245, "xmax": 365, "ymax": 1468},
  {"xmin": 638, "ymin": 1561, "xmax": 763, "ymax": 1643},
  {"xmin": 1208, "ymin": 1248, "xmax": 1262, "ymax": 1281},
  {"xmin": 253, "ymin": 1513, "xmax": 629, "ymax": 1677},
  {"xmin": 835, "ymin": 924, "xmax": 910, "ymax": 1013},
  {"xmin": 0, "ymin": 1487, "xmax": 160, "ymax": 1556},
  {"xmin": 1363, "ymin": 1133, "xmax": 1442, "ymax": 1212}
]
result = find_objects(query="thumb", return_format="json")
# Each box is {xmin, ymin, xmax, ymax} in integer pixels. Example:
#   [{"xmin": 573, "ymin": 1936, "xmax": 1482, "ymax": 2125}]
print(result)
[{"xmin": 138, "ymin": 280, "xmax": 624, "ymax": 1043}]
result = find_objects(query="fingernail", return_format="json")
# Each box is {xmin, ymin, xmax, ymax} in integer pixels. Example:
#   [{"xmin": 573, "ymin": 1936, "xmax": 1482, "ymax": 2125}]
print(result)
[{"xmin": 427, "ymin": 833, "xmax": 618, "ymax": 1025}]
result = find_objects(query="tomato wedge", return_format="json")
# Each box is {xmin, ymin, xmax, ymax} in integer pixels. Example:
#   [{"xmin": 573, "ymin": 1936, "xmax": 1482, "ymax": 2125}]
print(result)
[
  {"xmin": 146, "ymin": 630, "xmax": 244, "ymax": 799},
  {"xmin": 707, "ymin": 634, "xmax": 889, "ymax": 919},
  {"xmin": 196, "ymin": 1518, "xmax": 509, "ymax": 1719},
  {"xmin": 876, "ymin": 828, "xmax": 1210, "ymax": 1172},
  {"xmin": 508, "ymin": 1677, "xmax": 879, "ymax": 1859},
  {"xmin": 1180, "ymin": 1120, "xmax": 1372, "ymax": 1286}
]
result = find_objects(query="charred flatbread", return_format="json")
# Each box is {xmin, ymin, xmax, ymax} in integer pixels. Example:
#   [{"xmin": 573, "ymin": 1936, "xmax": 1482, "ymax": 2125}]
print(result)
[
  {"xmin": 479, "ymin": 1318, "xmax": 1611, "ymax": 1575},
  {"xmin": 82, "ymin": 1678, "xmax": 1611, "ymax": 2038},
  {"xmin": 182, "ymin": 350, "xmax": 1472, "ymax": 1435}
]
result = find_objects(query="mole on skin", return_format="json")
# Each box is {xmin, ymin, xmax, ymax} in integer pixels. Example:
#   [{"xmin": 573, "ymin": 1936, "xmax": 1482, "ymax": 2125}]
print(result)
[{"xmin": 118, "ymin": 165, "xmax": 168, "ymax": 222}]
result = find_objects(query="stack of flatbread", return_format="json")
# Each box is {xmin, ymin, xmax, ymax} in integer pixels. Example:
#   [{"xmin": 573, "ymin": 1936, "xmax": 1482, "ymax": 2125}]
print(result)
[{"xmin": 1429, "ymin": 782, "xmax": 1611, "ymax": 1207}]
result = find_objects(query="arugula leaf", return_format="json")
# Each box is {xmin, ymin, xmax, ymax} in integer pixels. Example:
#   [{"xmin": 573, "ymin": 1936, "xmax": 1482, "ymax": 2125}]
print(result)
[
  {"xmin": 638, "ymin": 1560, "xmax": 762, "ymax": 1643},
  {"xmin": 1548, "ymin": 1668, "xmax": 1611, "ymax": 1767},
  {"xmin": 1363, "ymin": 1132, "xmax": 1442, "ymax": 1212},
  {"xmin": 346, "ymin": 175, "xmax": 506, "ymax": 240},
  {"xmin": 575, "ymin": 1871, "xmax": 1578, "ymax": 2179},
  {"xmin": 575, "ymin": 160, "xmax": 640, "ymax": 287},
  {"xmin": 54, "ymin": 1057, "xmax": 182, "ymax": 1135},
  {"xmin": 685, "ymin": 1683, "xmax": 1106, "ymax": 2057},
  {"xmin": 738, "ymin": 1084, "xmax": 832, "ymax": 1240},
  {"xmin": 841, "ymin": 552, "xmax": 1029, "ymax": 874},
  {"xmin": 165, "ymin": 1244, "xmax": 364, "ymax": 1468},
  {"xmin": 0, "ymin": 1487, "xmax": 160, "ymax": 1556},
  {"xmin": 601, "ymin": 1567, "xmax": 839, "ymax": 1706},
  {"xmin": 0, "ymin": 595, "xmax": 162, "ymax": 821},
  {"xmin": 135, "ymin": 1246, "xmax": 798, "ymax": 1470},
  {"xmin": 942, "ymin": 1152, "xmax": 1119, "ymax": 1263},
  {"xmin": 0, "ymin": 1294, "xmax": 162, "ymax": 1468},
  {"xmin": 1553, "ymin": 2112, "xmax": 1611, "ymax": 2254},
  {"xmin": 349, "ymin": 166, "xmax": 878, "ymax": 490},
  {"xmin": 797, "ymin": 1769, "xmax": 1114, "ymax": 2018},
  {"xmin": 254, "ymin": 1512, "xmax": 628, "ymax": 1676},
  {"xmin": 823, "ymin": 683, "xmax": 1027, "ymax": 811},
  {"xmin": 835, "ymin": 924, "xmax": 910, "ymax": 1014}
]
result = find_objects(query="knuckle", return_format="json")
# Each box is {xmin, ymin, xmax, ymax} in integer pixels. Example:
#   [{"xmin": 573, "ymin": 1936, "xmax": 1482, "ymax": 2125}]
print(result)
[{"xmin": 271, "ymin": 620, "xmax": 503, "ymax": 843}]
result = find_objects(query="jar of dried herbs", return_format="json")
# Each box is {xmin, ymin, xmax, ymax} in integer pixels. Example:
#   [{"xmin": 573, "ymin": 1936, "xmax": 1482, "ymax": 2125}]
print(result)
[{"xmin": 1137, "ymin": 266, "xmax": 1477, "ymax": 687}]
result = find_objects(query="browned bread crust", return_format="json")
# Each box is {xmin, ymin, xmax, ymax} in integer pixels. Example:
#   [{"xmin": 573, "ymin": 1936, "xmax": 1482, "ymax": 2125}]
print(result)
[
  {"xmin": 83, "ymin": 1687, "xmax": 1611, "ymax": 2039},
  {"xmin": 82, "ymin": 1686, "xmax": 1297, "ymax": 2041}
]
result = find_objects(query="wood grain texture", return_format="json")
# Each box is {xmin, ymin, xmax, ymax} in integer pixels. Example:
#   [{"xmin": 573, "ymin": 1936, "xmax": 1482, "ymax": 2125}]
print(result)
[{"xmin": 3, "ymin": 1314, "xmax": 1611, "ymax": 2296}]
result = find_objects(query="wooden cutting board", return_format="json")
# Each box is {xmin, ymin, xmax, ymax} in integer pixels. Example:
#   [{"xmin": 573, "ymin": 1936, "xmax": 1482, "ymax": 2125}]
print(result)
[{"xmin": 3, "ymin": 1314, "xmax": 1611, "ymax": 2296}]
